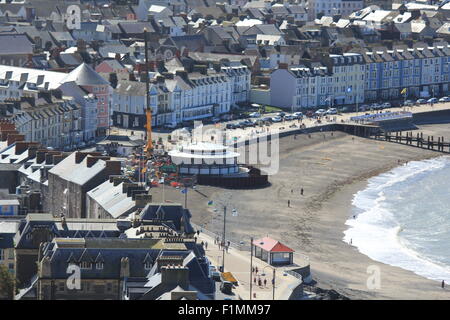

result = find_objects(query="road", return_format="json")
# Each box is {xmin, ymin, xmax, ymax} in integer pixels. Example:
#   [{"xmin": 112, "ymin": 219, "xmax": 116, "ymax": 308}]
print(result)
[{"xmin": 109, "ymin": 101, "xmax": 450, "ymax": 152}]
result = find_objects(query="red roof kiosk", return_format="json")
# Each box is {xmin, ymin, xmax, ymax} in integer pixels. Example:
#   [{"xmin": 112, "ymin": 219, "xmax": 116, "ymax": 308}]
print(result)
[{"xmin": 252, "ymin": 237, "xmax": 295, "ymax": 266}]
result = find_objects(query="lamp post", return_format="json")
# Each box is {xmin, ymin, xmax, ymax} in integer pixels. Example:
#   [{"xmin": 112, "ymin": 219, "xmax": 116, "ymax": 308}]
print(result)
[
  {"xmin": 263, "ymin": 265, "xmax": 276, "ymax": 300},
  {"xmin": 250, "ymin": 236, "xmax": 253, "ymax": 300}
]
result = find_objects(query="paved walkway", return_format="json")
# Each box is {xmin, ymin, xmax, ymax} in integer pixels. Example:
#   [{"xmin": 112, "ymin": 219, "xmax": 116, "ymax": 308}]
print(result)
[{"xmin": 196, "ymin": 231, "xmax": 303, "ymax": 300}]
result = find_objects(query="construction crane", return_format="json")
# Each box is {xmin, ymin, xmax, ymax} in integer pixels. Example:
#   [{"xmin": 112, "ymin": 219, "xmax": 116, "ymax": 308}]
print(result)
[{"xmin": 143, "ymin": 28, "xmax": 153, "ymax": 158}]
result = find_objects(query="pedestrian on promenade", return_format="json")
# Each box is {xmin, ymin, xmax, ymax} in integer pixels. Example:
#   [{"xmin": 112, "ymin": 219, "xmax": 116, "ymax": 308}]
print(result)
[
  {"xmin": 264, "ymin": 279, "xmax": 267, "ymax": 287},
  {"xmin": 300, "ymin": 188, "xmax": 304, "ymax": 195},
  {"xmin": 205, "ymin": 241, "xmax": 208, "ymax": 250},
  {"xmin": 291, "ymin": 189, "xmax": 293, "ymax": 194},
  {"xmin": 197, "ymin": 230, "xmax": 200, "ymax": 236},
  {"xmin": 201, "ymin": 241, "xmax": 204, "ymax": 247},
  {"xmin": 442, "ymin": 280, "xmax": 445, "ymax": 289},
  {"xmin": 255, "ymin": 266, "xmax": 258, "ymax": 274},
  {"xmin": 288, "ymin": 200, "xmax": 290, "ymax": 207},
  {"xmin": 227, "ymin": 240, "xmax": 230, "ymax": 248},
  {"xmin": 258, "ymin": 278, "xmax": 262, "ymax": 287},
  {"xmin": 254, "ymin": 277, "xmax": 257, "ymax": 284}
]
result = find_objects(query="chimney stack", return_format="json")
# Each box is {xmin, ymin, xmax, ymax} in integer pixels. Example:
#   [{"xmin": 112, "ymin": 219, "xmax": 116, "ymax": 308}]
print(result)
[
  {"xmin": 14, "ymin": 141, "xmax": 30, "ymax": 155},
  {"xmin": 7, "ymin": 133, "xmax": 25, "ymax": 147}
]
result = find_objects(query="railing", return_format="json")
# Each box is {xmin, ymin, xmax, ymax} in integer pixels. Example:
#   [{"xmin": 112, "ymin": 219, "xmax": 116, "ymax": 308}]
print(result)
[{"xmin": 190, "ymin": 221, "xmax": 249, "ymax": 251}]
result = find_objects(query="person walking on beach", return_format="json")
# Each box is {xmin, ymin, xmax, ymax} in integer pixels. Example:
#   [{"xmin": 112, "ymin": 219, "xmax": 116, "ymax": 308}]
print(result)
[
  {"xmin": 442, "ymin": 280, "xmax": 445, "ymax": 289},
  {"xmin": 300, "ymin": 188, "xmax": 304, "ymax": 196},
  {"xmin": 288, "ymin": 200, "xmax": 290, "ymax": 207}
]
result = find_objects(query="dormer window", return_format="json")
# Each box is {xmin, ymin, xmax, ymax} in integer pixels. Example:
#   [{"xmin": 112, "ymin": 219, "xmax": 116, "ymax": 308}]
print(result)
[
  {"xmin": 80, "ymin": 262, "xmax": 91, "ymax": 269},
  {"xmin": 144, "ymin": 261, "xmax": 152, "ymax": 270},
  {"xmin": 96, "ymin": 262, "xmax": 104, "ymax": 270}
]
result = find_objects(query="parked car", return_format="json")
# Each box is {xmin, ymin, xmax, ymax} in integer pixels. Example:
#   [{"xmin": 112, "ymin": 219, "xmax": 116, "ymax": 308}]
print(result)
[
  {"xmin": 271, "ymin": 116, "xmax": 282, "ymax": 122},
  {"xmin": 220, "ymin": 281, "xmax": 233, "ymax": 294},
  {"xmin": 292, "ymin": 112, "xmax": 303, "ymax": 119},
  {"xmin": 243, "ymin": 120, "xmax": 255, "ymax": 127},
  {"xmin": 428, "ymin": 97, "xmax": 438, "ymax": 104},
  {"xmin": 370, "ymin": 103, "xmax": 382, "ymax": 110},
  {"xmin": 212, "ymin": 117, "xmax": 220, "ymax": 123},
  {"xmin": 439, "ymin": 96, "xmax": 450, "ymax": 102},
  {"xmin": 382, "ymin": 102, "xmax": 391, "ymax": 108},
  {"xmin": 226, "ymin": 123, "xmax": 237, "ymax": 129},
  {"xmin": 417, "ymin": 98, "xmax": 427, "ymax": 104},
  {"xmin": 209, "ymin": 266, "xmax": 221, "ymax": 281},
  {"xmin": 262, "ymin": 117, "xmax": 272, "ymax": 123},
  {"xmin": 249, "ymin": 112, "xmax": 261, "ymax": 118},
  {"xmin": 276, "ymin": 112, "xmax": 286, "ymax": 117},
  {"xmin": 359, "ymin": 104, "xmax": 369, "ymax": 111},
  {"xmin": 284, "ymin": 115, "xmax": 295, "ymax": 121},
  {"xmin": 326, "ymin": 108, "xmax": 338, "ymax": 114},
  {"xmin": 315, "ymin": 109, "xmax": 326, "ymax": 116},
  {"xmin": 404, "ymin": 100, "xmax": 414, "ymax": 106},
  {"xmin": 164, "ymin": 123, "xmax": 177, "ymax": 129}
]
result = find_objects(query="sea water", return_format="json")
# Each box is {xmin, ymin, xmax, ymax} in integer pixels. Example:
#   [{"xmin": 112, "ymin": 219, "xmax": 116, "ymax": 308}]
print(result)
[{"xmin": 343, "ymin": 156, "xmax": 450, "ymax": 282}]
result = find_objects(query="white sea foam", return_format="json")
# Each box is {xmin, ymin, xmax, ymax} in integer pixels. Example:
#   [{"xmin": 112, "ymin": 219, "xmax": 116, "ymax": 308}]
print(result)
[{"xmin": 343, "ymin": 156, "xmax": 450, "ymax": 283}]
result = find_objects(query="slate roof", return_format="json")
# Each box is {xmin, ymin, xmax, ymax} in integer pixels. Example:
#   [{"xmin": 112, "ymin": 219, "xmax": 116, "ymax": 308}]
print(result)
[
  {"xmin": 62, "ymin": 63, "xmax": 110, "ymax": 86},
  {"xmin": 0, "ymin": 33, "xmax": 34, "ymax": 55},
  {"xmin": 140, "ymin": 203, "xmax": 195, "ymax": 235}
]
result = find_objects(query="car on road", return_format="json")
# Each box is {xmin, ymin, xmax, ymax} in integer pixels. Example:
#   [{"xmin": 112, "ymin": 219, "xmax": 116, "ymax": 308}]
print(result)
[
  {"xmin": 359, "ymin": 104, "xmax": 369, "ymax": 111},
  {"xmin": 428, "ymin": 97, "xmax": 438, "ymax": 104},
  {"xmin": 416, "ymin": 98, "xmax": 427, "ymax": 104},
  {"xmin": 209, "ymin": 266, "xmax": 221, "ymax": 281},
  {"xmin": 249, "ymin": 112, "xmax": 261, "ymax": 118},
  {"xmin": 315, "ymin": 109, "xmax": 326, "ymax": 116},
  {"xmin": 284, "ymin": 114, "xmax": 295, "ymax": 121},
  {"xmin": 292, "ymin": 112, "xmax": 303, "ymax": 119},
  {"xmin": 271, "ymin": 116, "xmax": 282, "ymax": 122},
  {"xmin": 370, "ymin": 103, "xmax": 382, "ymax": 110},
  {"xmin": 403, "ymin": 100, "xmax": 414, "ymax": 106},
  {"xmin": 382, "ymin": 102, "xmax": 391, "ymax": 108},
  {"xmin": 439, "ymin": 96, "xmax": 450, "ymax": 102},
  {"xmin": 326, "ymin": 108, "xmax": 338, "ymax": 114}
]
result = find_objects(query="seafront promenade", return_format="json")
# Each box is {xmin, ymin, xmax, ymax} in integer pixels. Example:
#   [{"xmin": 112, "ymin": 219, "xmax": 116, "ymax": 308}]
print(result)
[{"xmin": 195, "ymin": 230, "xmax": 305, "ymax": 300}]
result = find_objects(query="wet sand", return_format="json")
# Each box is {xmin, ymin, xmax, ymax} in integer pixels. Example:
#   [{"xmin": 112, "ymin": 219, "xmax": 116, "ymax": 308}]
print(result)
[{"xmin": 153, "ymin": 125, "xmax": 450, "ymax": 299}]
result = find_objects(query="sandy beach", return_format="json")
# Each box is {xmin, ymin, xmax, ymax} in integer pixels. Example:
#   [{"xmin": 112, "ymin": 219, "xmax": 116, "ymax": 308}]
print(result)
[{"xmin": 152, "ymin": 124, "xmax": 450, "ymax": 299}]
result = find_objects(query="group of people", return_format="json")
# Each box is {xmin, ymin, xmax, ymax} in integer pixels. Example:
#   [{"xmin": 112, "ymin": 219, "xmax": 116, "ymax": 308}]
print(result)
[
  {"xmin": 214, "ymin": 236, "xmax": 231, "ymax": 252},
  {"xmin": 252, "ymin": 266, "xmax": 271, "ymax": 288},
  {"xmin": 287, "ymin": 188, "xmax": 304, "ymax": 207}
]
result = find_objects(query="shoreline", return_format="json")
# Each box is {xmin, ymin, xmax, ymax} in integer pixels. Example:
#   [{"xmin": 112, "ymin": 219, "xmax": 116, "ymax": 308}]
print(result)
[
  {"xmin": 150, "ymin": 125, "xmax": 450, "ymax": 299},
  {"xmin": 304, "ymin": 151, "xmax": 450, "ymax": 299}
]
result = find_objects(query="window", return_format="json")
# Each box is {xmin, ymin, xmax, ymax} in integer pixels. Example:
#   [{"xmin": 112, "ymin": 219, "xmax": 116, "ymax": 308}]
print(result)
[
  {"xmin": 96, "ymin": 262, "xmax": 104, "ymax": 270},
  {"xmin": 80, "ymin": 261, "xmax": 91, "ymax": 269},
  {"xmin": 144, "ymin": 261, "xmax": 152, "ymax": 269}
]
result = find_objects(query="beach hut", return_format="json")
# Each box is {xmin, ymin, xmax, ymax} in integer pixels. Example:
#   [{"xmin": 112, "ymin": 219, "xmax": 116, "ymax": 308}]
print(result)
[{"xmin": 252, "ymin": 237, "xmax": 294, "ymax": 266}]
